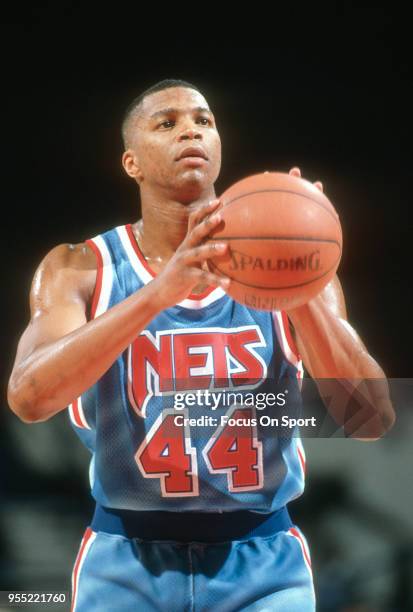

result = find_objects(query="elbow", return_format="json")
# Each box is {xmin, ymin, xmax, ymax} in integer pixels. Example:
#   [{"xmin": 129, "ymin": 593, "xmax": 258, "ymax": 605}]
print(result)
[
  {"xmin": 7, "ymin": 375, "xmax": 45, "ymax": 424},
  {"xmin": 7, "ymin": 390, "xmax": 38, "ymax": 424},
  {"xmin": 376, "ymin": 406, "xmax": 396, "ymax": 438},
  {"xmin": 351, "ymin": 405, "xmax": 396, "ymax": 441},
  {"xmin": 373, "ymin": 396, "xmax": 397, "ymax": 439},
  {"xmin": 382, "ymin": 406, "xmax": 396, "ymax": 433},
  {"xmin": 344, "ymin": 377, "xmax": 396, "ymax": 441}
]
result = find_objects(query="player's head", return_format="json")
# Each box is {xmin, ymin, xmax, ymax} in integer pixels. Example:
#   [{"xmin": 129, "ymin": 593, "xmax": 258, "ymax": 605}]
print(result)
[{"xmin": 122, "ymin": 79, "xmax": 221, "ymax": 202}]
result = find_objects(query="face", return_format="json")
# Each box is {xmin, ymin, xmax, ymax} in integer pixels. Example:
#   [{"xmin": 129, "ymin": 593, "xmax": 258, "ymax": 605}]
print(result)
[{"xmin": 124, "ymin": 87, "xmax": 221, "ymax": 200}]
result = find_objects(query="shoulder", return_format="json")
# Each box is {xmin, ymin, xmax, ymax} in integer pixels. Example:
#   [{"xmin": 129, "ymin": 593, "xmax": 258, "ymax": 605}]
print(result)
[
  {"xmin": 41, "ymin": 242, "xmax": 97, "ymax": 269},
  {"xmin": 31, "ymin": 242, "xmax": 98, "ymax": 308}
]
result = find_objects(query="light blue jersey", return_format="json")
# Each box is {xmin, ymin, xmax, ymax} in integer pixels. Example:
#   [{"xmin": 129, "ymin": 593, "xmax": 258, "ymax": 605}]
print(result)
[
  {"xmin": 68, "ymin": 224, "xmax": 306, "ymax": 514},
  {"xmin": 68, "ymin": 223, "xmax": 315, "ymax": 611}
]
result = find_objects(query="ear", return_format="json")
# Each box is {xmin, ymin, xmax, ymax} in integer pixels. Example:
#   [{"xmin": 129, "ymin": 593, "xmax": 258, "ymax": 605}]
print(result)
[{"xmin": 122, "ymin": 149, "xmax": 143, "ymax": 183}]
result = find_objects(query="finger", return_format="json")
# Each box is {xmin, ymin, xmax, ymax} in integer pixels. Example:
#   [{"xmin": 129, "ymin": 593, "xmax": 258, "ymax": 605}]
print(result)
[
  {"xmin": 183, "ymin": 241, "xmax": 228, "ymax": 264},
  {"xmin": 188, "ymin": 199, "xmax": 221, "ymax": 232},
  {"xmin": 314, "ymin": 180, "xmax": 323, "ymax": 192},
  {"xmin": 289, "ymin": 167, "xmax": 301, "ymax": 177},
  {"xmin": 187, "ymin": 211, "xmax": 223, "ymax": 246}
]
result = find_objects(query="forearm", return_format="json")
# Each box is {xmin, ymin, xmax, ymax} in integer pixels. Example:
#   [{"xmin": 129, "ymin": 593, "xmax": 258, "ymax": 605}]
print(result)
[
  {"xmin": 288, "ymin": 296, "xmax": 395, "ymax": 438},
  {"xmin": 288, "ymin": 296, "xmax": 382, "ymax": 379},
  {"xmin": 8, "ymin": 282, "xmax": 163, "ymax": 422}
]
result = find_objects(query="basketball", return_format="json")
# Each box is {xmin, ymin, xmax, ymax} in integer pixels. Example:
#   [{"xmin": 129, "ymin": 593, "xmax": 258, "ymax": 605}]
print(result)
[{"xmin": 208, "ymin": 172, "xmax": 342, "ymax": 311}]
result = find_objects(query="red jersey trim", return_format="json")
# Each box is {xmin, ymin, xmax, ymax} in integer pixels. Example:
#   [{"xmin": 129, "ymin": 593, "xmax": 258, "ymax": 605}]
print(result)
[
  {"xmin": 71, "ymin": 527, "xmax": 96, "ymax": 612},
  {"xmin": 69, "ymin": 397, "xmax": 90, "ymax": 430},
  {"xmin": 289, "ymin": 527, "xmax": 312, "ymax": 569},
  {"xmin": 85, "ymin": 238, "xmax": 103, "ymax": 320},
  {"xmin": 281, "ymin": 311, "xmax": 301, "ymax": 362},
  {"xmin": 297, "ymin": 444, "xmax": 306, "ymax": 475},
  {"xmin": 125, "ymin": 223, "xmax": 216, "ymax": 301},
  {"xmin": 71, "ymin": 398, "xmax": 83, "ymax": 428}
]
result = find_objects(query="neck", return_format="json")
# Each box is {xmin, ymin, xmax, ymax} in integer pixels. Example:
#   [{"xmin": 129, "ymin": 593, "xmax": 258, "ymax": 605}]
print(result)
[{"xmin": 135, "ymin": 185, "xmax": 217, "ymax": 263}]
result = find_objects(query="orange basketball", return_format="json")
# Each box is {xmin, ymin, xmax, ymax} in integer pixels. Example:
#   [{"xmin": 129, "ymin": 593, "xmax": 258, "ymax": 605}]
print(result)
[{"xmin": 208, "ymin": 172, "xmax": 342, "ymax": 311}]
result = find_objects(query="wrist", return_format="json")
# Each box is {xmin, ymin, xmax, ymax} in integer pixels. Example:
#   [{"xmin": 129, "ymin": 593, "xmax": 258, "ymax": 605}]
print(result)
[
  {"xmin": 285, "ymin": 298, "xmax": 319, "ymax": 329},
  {"xmin": 144, "ymin": 277, "xmax": 173, "ymax": 312}
]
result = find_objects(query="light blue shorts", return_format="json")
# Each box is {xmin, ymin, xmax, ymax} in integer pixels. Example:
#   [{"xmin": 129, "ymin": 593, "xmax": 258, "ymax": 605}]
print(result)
[{"xmin": 71, "ymin": 513, "xmax": 315, "ymax": 611}]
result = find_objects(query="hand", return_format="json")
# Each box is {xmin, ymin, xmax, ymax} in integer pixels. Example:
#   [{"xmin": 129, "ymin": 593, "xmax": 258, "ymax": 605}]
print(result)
[
  {"xmin": 150, "ymin": 199, "xmax": 230, "ymax": 309},
  {"xmin": 289, "ymin": 166, "xmax": 323, "ymax": 193}
]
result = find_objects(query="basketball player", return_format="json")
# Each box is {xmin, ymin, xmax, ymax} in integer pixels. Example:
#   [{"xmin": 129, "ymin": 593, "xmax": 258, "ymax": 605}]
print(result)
[{"xmin": 7, "ymin": 79, "xmax": 394, "ymax": 611}]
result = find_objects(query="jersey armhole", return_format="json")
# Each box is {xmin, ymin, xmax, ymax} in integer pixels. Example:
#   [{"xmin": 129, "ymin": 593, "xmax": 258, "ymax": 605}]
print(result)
[
  {"xmin": 272, "ymin": 310, "xmax": 304, "ymax": 380},
  {"xmin": 85, "ymin": 238, "xmax": 103, "ymax": 321},
  {"xmin": 281, "ymin": 311, "xmax": 301, "ymax": 363}
]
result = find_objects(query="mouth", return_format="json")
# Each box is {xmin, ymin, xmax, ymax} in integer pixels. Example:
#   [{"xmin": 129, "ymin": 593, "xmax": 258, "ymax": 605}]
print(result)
[{"xmin": 175, "ymin": 147, "xmax": 209, "ymax": 163}]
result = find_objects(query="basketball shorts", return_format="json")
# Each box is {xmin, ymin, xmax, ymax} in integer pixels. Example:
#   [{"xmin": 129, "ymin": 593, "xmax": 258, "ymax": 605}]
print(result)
[{"xmin": 71, "ymin": 505, "xmax": 315, "ymax": 611}]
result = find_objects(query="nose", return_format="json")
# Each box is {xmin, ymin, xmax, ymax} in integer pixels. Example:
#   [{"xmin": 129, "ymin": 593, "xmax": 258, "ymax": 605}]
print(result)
[{"xmin": 178, "ymin": 124, "xmax": 202, "ymax": 142}]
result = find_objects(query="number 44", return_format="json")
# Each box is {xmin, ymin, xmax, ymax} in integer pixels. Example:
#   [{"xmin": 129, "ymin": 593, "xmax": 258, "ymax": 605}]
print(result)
[{"xmin": 135, "ymin": 407, "xmax": 263, "ymax": 497}]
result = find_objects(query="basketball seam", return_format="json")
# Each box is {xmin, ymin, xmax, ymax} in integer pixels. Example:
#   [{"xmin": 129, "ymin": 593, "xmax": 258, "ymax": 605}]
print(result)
[
  {"xmin": 223, "ymin": 189, "xmax": 340, "ymax": 224},
  {"xmin": 207, "ymin": 236, "xmax": 341, "ymax": 244},
  {"xmin": 208, "ymin": 258, "xmax": 340, "ymax": 290}
]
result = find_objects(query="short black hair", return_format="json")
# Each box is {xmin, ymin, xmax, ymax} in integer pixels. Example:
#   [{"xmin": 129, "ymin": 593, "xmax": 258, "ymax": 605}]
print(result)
[{"xmin": 122, "ymin": 78, "xmax": 201, "ymax": 148}]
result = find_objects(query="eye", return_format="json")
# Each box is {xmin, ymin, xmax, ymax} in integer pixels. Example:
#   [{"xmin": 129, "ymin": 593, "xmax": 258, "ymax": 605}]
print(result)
[
  {"xmin": 158, "ymin": 119, "xmax": 175, "ymax": 129},
  {"xmin": 196, "ymin": 116, "xmax": 212, "ymax": 126}
]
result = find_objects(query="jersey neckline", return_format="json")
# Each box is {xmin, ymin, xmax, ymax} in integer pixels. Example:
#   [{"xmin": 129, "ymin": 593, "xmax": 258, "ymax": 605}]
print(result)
[{"xmin": 121, "ymin": 224, "xmax": 226, "ymax": 309}]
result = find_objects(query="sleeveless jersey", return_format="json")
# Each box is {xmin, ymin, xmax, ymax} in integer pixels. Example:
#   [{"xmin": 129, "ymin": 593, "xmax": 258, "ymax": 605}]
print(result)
[{"xmin": 68, "ymin": 224, "xmax": 306, "ymax": 513}]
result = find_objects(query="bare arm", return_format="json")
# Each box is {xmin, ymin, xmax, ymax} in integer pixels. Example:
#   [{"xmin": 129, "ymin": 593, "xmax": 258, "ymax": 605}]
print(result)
[
  {"xmin": 7, "ymin": 242, "xmax": 167, "ymax": 422},
  {"xmin": 7, "ymin": 201, "xmax": 230, "ymax": 423},
  {"xmin": 288, "ymin": 275, "xmax": 395, "ymax": 439},
  {"xmin": 284, "ymin": 167, "xmax": 395, "ymax": 440}
]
